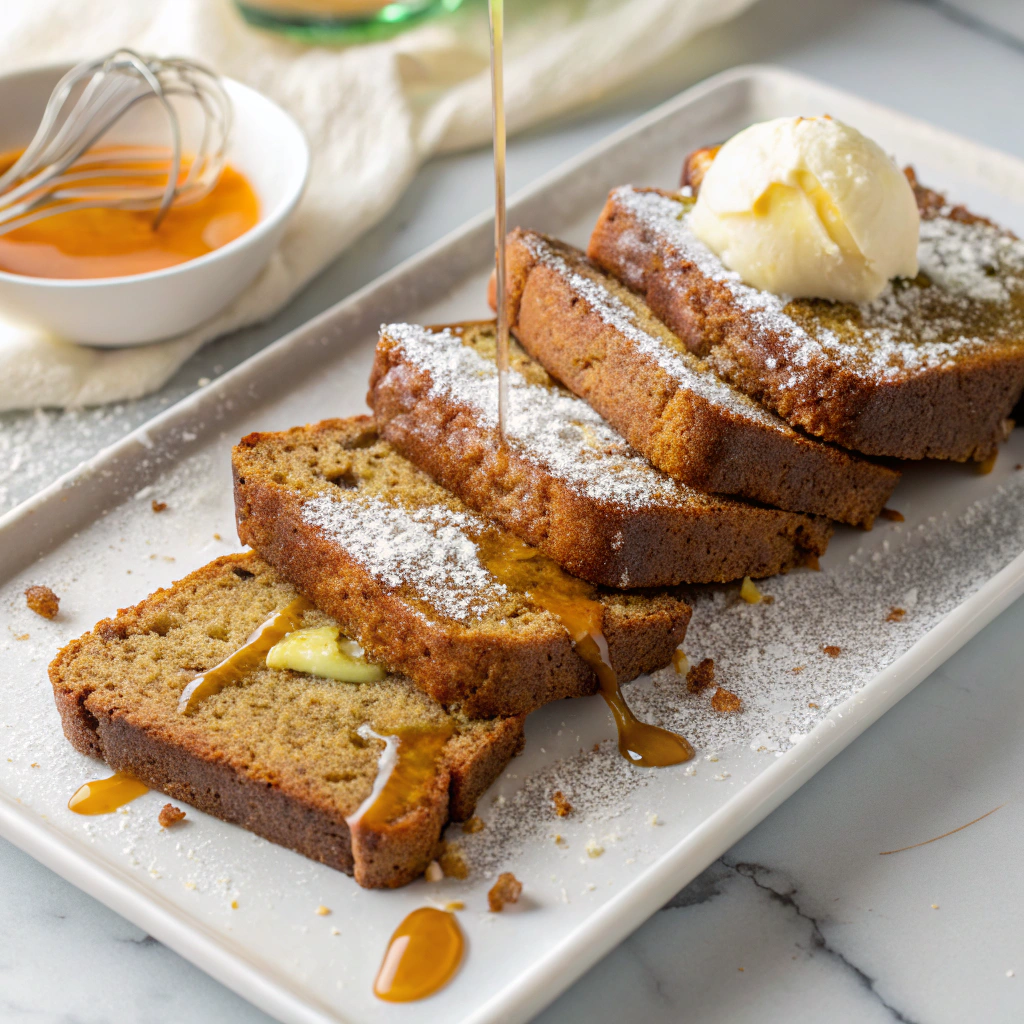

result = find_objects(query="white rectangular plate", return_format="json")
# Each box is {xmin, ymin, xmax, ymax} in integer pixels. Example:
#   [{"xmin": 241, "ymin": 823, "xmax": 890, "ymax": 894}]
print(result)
[{"xmin": 4, "ymin": 65, "xmax": 1024, "ymax": 1024}]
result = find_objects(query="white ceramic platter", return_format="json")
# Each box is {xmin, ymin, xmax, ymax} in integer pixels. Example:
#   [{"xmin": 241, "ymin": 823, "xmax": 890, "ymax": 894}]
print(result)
[{"xmin": 4, "ymin": 65, "xmax": 1024, "ymax": 1024}]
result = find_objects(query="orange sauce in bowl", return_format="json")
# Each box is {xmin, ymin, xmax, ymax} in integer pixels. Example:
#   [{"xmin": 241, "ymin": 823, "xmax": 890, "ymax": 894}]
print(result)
[{"xmin": 0, "ymin": 149, "xmax": 260, "ymax": 280}]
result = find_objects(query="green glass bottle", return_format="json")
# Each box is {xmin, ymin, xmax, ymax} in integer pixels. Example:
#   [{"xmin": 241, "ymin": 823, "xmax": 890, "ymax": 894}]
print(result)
[{"xmin": 235, "ymin": 0, "xmax": 465, "ymax": 43}]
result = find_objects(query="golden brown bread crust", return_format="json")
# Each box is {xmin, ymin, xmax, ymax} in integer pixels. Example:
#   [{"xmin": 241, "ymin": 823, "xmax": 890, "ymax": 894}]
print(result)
[
  {"xmin": 588, "ymin": 178, "xmax": 1024, "ymax": 462},
  {"xmin": 232, "ymin": 417, "xmax": 692, "ymax": 718},
  {"xmin": 370, "ymin": 321, "xmax": 834, "ymax": 585},
  {"xmin": 495, "ymin": 230, "xmax": 898, "ymax": 526},
  {"xmin": 49, "ymin": 553, "xmax": 526, "ymax": 889}
]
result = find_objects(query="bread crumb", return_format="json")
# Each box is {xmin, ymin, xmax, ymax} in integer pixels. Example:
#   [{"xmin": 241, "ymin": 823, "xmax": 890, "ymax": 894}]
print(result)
[
  {"xmin": 424, "ymin": 860, "xmax": 443, "ymax": 883},
  {"xmin": 230, "ymin": 900, "xmax": 238, "ymax": 909},
  {"xmin": 331, "ymin": 926, "xmax": 340, "ymax": 935},
  {"xmin": 592, "ymin": 742, "xmax": 601, "ymax": 753},
  {"xmin": 886, "ymin": 607, "xmax": 906, "ymax": 622},
  {"xmin": 14, "ymin": 633, "xmax": 29, "ymax": 641},
  {"xmin": 686, "ymin": 657, "xmax": 715, "ymax": 692},
  {"xmin": 444, "ymin": 900, "xmax": 464, "ymax": 912},
  {"xmin": 553, "ymin": 834, "xmax": 566, "ymax": 846},
  {"xmin": 25, "ymin": 585, "xmax": 59, "ymax": 619},
  {"xmin": 792, "ymin": 665, "xmax": 805, "ymax": 673},
  {"xmin": 879, "ymin": 508, "xmax": 905, "ymax": 522},
  {"xmin": 552, "ymin": 790, "xmax": 573, "ymax": 817},
  {"xmin": 808, "ymin": 702, "xmax": 819, "ymax": 709},
  {"xmin": 711, "ymin": 686, "xmax": 742, "ymax": 713},
  {"xmin": 488, "ymin": 872, "xmax": 522, "ymax": 912},
  {"xmin": 739, "ymin": 576, "xmax": 762, "ymax": 604},
  {"xmin": 439, "ymin": 842, "xmax": 469, "ymax": 880},
  {"xmin": 823, "ymin": 645, "xmax": 842, "ymax": 658},
  {"xmin": 647, "ymin": 813, "xmax": 661, "ymax": 827},
  {"xmin": 213, "ymin": 532, "xmax": 223, "ymax": 541},
  {"xmin": 151, "ymin": 500, "xmax": 168, "ymax": 513},
  {"xmin": 977, "ymin": 453, "xmax": 997, "ymax": 475},
  {"xmin": 315, "ymin": 905, "xmax": 331, "ymax": 916},
  {"xmin": 585, "ymin": 839, "xmax": 604, "ymax": 858},
  {"xmin": 931, "ymin": 903, "xmax": 940, "ymax": 910},
  {"xmin": 461, "ymin": 815, "xmax": 485, "ymax": 834},
  {"xmin": 158, "ymin": 804, "xmax": 186, "ymax": 827},
  {"xmin": 671, "ymin": 648, "xmax": 689, "ymax": 675}
]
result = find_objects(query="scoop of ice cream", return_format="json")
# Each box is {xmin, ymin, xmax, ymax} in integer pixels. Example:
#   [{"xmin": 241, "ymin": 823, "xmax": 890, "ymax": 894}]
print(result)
[{"xmin": 689, "ymin": 116, "xmax": 919, "ymax": 304}]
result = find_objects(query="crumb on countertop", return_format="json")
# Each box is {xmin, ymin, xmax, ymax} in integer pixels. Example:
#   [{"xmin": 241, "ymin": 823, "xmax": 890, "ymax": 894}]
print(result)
[
  {"xmin": 739, "ymin": 576, "xmax": 762, "ymax": 604},
  {"xmin": 823, "ymin": 645, "xmax": 842, "ymax": 658},
  {"xmin": 315, "ymin": 905, "xmax": 331, "ymax": 916},
  {"xmin": 151, "ymin": 500, "xmax": 168, "ymax": 513},
  {"xmin": 25, "ymin": 585, "xmax": 59, "ymax": 619},
  {"xmin": 552, "ymin": 790, "xmax": 573, "ymax": 817},
  {"xmin": 158, "ymin": 803, "xmax": 186, "ymax": 827},
  {"xmin": 711, "ymin": 686, "xmax": 742, "ymax": 713},
  {"xmin": 671, "ymin": 647, "xmax": 689, "ymax": 675},
  {"xmin": 488, "ymin": 872, "xmax": 523, "ymax": 912},
  {"xmin": 461, "ymin": 815, "xmax": 485, "ymax": 834},
  {"xmin": 879, "ymin": 507, "xmax": 905, "ymax": 522},
  {"xmin": 424, "ymin": 860, "xmax": 443, "ymax": 883},
  {"xmin": 886, "ymin": 607, "xmax": 906, "ymax": 622},
  {"xmin": 686, "ymin": 657, "xmax": 715, "ymax": 693}
]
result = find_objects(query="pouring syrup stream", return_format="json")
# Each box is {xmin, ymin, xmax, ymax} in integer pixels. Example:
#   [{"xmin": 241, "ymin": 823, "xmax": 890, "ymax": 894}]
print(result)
[{"xmin": 489, "ymin": 0, "xmax": 510, "ymax": 437}]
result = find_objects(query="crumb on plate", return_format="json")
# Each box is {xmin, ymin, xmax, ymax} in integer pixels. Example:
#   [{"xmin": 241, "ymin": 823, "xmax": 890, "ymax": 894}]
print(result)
[
  {"xmin": 488, "ymin": 872, "xmax": 522, "ymax": 912},
  {"xmin": 25, "ymin": 585, "xmax": 59, "ymax": 619},
  {"xmin": 158, "ymin": 803, "xmax": 186, "ymax": 827}
]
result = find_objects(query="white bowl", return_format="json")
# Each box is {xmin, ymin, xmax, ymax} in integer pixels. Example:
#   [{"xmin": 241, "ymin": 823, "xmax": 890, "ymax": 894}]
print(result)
[{"xmin": 0, "ymin": 63, "xmax": 309, "ymax": 347}]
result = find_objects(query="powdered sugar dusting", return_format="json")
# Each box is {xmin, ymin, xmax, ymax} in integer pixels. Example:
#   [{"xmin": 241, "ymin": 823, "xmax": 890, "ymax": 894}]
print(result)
[
  {"xmin": 301, "ymin": 491, "xmax": 505, "ymax": 623},
  {"xmin": 612, "ymin": 186, "xmax": 1024, "ymax": 382},
  {"xmin": 383, "ymin": 323, "xmax": 719, "ymax": 510},
  {"xmin": 521, "ymin": 233, "xmax": 785, "ymax": 430},
  {"xmin": 457, "ymin": 462, "xmax": 1024, "ymax": 875}
]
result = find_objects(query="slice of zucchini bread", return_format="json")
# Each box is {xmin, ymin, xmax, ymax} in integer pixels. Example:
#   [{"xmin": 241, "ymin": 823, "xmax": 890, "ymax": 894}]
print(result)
[
  {"xmin": 49, "ymin": 553, "xmax": 525, "ymax": 889},
  {"xmin": 232, "ymin": 416, "xmax": 692, "ymax": 719},
  {"xmin": 369, "ymin": 320, "xmax": 833, "ymax": 586}
]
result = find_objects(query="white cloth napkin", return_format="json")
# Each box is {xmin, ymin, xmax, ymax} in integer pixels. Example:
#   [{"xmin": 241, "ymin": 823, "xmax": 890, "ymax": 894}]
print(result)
[{"xmin": 0, "ymin": 0, "xmax": 755, "ymax": 411}]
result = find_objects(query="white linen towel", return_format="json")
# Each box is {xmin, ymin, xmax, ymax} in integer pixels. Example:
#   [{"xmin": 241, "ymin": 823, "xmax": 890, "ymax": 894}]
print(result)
[{"xmin": 0, "ymin": 0, "xmax": 756, "ymax": 410}]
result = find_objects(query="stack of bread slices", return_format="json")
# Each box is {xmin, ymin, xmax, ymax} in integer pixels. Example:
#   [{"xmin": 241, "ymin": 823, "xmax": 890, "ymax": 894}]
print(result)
[{"xmin": 52, "ymin": 148, "xmax": 1024, "ymax": 889}]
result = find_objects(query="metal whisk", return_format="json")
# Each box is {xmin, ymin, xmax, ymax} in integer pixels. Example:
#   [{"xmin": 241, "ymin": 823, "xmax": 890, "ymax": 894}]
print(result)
[{"xmin": 0, "ymin": 49, "xmax": 232, "ymax": 236}]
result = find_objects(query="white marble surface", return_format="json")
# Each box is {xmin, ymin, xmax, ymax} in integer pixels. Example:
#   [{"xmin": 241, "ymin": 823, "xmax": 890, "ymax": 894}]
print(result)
[{"xmin": 2, "ymin": 0, "xmax": 1024, "ymax": 1021}]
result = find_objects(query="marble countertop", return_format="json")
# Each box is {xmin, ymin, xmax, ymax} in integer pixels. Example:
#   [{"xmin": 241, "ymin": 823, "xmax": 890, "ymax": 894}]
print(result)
[{"xmin": 3, "ymin": 0, "xmax": 1024, "ymax": 1021}]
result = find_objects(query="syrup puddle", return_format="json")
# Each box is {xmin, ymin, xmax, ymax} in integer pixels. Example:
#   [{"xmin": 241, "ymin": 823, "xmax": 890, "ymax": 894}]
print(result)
[
  {"xmin": 68, "ymin": 772, "xmax": 148, "ymax": 815},
  {"xmin": 478, "ymin": 533, "xmax": 693, "ymax": 766},
  {"xmin": 178, "ymin": 596, "xmax": 313, "ymax": 713},
  {"xmin": 374, "ymin": 907, "xmax": 464, "ymax": 1002}
]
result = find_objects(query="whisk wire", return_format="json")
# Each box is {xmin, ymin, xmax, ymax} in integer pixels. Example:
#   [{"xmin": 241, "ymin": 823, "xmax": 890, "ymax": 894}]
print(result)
[{"xmin": 0, "ymin": 49, "xmax": 231, "ymax": 236}]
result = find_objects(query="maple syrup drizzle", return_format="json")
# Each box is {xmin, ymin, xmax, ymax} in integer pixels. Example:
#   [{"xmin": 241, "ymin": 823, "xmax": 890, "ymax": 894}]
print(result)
[
  {"xmin": 177, "ymin": 596, "xmax": 314, "ymax": 713},
  {"xmin": 374, "ymin": 907, "xmax": 464, "ymax": 1002},
  {"xmin": 347, "ymin": 724, "xmax": 454, "ymax": 829},
  {"xmin": 477, "ymin": 534, "xmax": 693, "ymax": 767},
  {"xmin": 0, "ymin": 148, "xmax": 259, "ymax": 280},
  {"xmin": 68, "ymin": 772, "xmax": 149, "ymax": 815},
  {"xmin": 489, "ymin": 0, "xmax": 510, "ymax": 437}
]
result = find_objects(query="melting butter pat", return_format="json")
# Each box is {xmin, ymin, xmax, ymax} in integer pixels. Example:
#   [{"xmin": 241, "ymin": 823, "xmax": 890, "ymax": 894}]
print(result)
[{"xmin": 266, "ymin": 626, "xmax": 386, "ymax": 683}]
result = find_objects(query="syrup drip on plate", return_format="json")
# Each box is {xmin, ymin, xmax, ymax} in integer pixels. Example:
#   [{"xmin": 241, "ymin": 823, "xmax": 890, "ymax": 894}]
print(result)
[
  {"xmin": 374, "ymin": 907, "xmax": 464, "ymax": 1002},
  {"xmin": 347, "ymin": 724, "xmax": 454, "ymax": 829},
  {"xmin": 489, "ymin": 0, "xmax": 510, "ymax": 437},
  {"xmin": 68, "ymin": 772, "xmax": 149, "ymax": 815},
  {"xmin": 478, "ymin": 534, "xmax": 693, "ymax": 767},
  {"xmin": 178, "ymin": 596, "xmax": 313, "ymax": 713}
]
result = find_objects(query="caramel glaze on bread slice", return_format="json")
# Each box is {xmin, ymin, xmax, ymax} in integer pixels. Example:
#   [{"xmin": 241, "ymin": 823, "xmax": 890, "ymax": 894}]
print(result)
[
  {"xmin": 233, "ymin": 416, "xmax": 691, "ymax": 719},
  {"xmin": 588, "ymin": 172, "xmax": 1024, "ymax": 462},
  {"xmin": 494, "ymin": 230, "xmax": 898, "ymax": 527},
  {"xmin": 49, "ymin": 553, "xmax": 525, "ymax": 889},
  {"xmin": 370, "ymin": 320, "xmax": 833, "ymax": 587}
]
